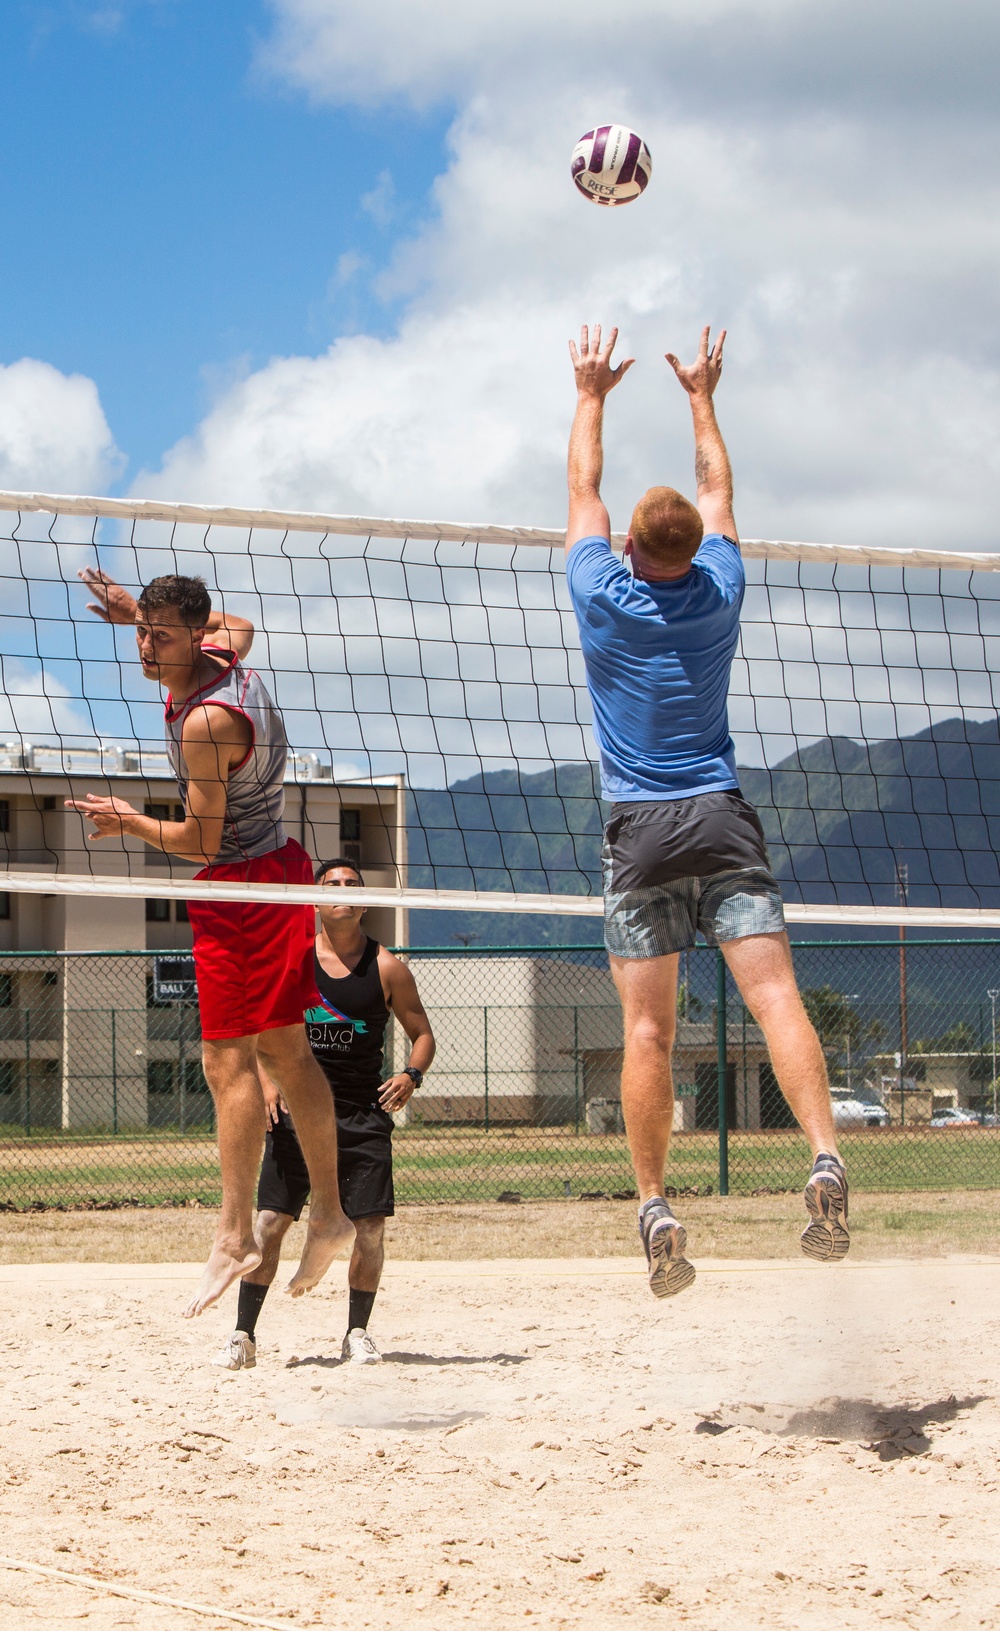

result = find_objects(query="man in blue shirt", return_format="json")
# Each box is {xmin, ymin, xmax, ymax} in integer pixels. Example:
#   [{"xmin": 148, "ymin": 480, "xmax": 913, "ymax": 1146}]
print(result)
[{"xmin": 565, "ymin": 323, "xmax": 848, "ymax": 1297}]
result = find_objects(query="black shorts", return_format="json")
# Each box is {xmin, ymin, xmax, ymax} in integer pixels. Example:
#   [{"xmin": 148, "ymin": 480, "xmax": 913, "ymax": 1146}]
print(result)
[
  {"xmin": 601, "ymin": 791, "xmax": 785, "ymax": 959},
  {"xmin": 257, "ymin": 1102, "xmax": 395, "ymax": 1222},
  {"xmin": 603, "ymin": 790, "xmax": 773, "ymax": 891}
]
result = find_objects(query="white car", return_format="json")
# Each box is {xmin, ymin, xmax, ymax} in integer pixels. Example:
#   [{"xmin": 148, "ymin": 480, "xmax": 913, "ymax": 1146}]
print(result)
[
  {"xmin": 831, "ymin": 1096, "xmax": 890, "ymax": 1128},
  {"xmin": 929, "ymin": 1107, "xmax": 980, "ymax": 1128}
]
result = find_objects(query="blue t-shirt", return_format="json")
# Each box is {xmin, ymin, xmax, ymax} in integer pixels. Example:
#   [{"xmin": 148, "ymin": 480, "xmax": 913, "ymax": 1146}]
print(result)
[{"xmin": 565, "ymin": 533, "xmax": 744, "ymax": 803}]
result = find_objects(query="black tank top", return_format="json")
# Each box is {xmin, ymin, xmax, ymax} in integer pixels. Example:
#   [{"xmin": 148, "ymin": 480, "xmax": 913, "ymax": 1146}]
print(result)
[{"xmin": 304, "ymin": 937, "xmax": 389, "ymax": 1100}]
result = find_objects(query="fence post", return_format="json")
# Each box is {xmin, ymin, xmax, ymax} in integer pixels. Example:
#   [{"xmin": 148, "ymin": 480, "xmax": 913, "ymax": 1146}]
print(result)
[
  {"xmin": 111, "ymin": 1009, "xmax": 118, "ymax": 1135},
  {"xmin": 178, "ymin": 1002, "xmax": 186, "ymax": 1135},
  {"xmin": 483, "ymin": 1005, "xmax": 489, "ymax": 1133},
  {"xmin": 24, "ymin": 1009, "xmax": 31, "ymax": 1135},
  {"xmin": 716, "ymin": 950, "xmax": 729, "ymax": 1197},
  {"xmin": 573, "ymin": 1004, "xmax": 580, "ymax": 1135}
]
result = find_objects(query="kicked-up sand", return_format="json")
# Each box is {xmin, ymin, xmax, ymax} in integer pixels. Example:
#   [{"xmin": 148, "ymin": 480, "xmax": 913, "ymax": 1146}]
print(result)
[{"xmin": 0, "ymin": 1251, "xmax": 998, "ymax": 1628}]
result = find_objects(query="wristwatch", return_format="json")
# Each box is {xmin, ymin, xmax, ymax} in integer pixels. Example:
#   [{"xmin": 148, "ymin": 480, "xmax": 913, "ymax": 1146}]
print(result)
[{"xmin": 403, "ymin": 1066, "xmax": 423, "ymax": 1088}]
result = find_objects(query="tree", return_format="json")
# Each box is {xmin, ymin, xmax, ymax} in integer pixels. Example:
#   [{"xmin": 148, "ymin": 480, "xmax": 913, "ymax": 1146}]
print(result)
[{"xmin": 801, "ymin": 986, "xmax": 880, "ymax": 1050}]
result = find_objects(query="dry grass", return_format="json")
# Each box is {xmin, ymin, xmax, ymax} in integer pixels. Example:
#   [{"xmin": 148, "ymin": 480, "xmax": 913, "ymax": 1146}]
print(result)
[{"xmin": 0, "ymin": 1188, "xmax": 995, "ymax": 1264}]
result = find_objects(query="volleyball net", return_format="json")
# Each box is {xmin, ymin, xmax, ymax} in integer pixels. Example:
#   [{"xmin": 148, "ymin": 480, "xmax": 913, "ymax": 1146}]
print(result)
[{"xmin": 3, "ymin": 489, "xmax": 1000, "ymax": 936}]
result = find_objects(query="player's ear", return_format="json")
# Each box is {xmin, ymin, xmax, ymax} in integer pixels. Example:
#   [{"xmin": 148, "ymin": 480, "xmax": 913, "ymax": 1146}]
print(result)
[{"xmin": 624, "ymin": 533, "xmax": 634, "ymax": 558}]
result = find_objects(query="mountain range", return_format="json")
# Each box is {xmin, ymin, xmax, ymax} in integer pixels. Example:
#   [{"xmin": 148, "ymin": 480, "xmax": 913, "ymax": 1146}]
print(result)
[{"xmin": 405, "ymin": 715, "xmax": 1000, "ymax": 947}]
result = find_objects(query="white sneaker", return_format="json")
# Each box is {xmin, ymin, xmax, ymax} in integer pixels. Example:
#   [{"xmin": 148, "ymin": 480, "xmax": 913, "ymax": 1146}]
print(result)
[
  {"xmin": 341, "ymin": 1328, "xmax": 382, "ymax": 1365},
  {"xmin": 212, "ymin": 1331, "xmax": 257, "ymax": 1370}
]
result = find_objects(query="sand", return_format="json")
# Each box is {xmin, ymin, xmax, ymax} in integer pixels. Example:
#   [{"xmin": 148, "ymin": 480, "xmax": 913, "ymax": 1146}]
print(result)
[{"xmin": 0, "ymin": 1254, "xmax": 998, "ymax": 1629}]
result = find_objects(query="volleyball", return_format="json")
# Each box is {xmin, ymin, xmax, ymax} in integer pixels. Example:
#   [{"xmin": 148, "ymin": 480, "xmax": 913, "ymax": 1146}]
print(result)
[{"xmin": 571, "ymin": 124, "xmax": 651, "ymax": 206}]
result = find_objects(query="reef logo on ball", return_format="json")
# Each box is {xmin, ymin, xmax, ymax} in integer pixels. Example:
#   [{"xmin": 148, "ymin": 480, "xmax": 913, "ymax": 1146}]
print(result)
[{"xmin": 571, "ymin": 125, "xmax": 651, "ymax": 207}]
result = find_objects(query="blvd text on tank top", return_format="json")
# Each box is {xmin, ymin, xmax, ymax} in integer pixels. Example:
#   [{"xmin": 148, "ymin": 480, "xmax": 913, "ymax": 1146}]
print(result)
[
  {"xmin": 305, "ymin": 937, "xmax": 389, "ymax": 1101},
  {"xmin": 164, "ymin": 647, "xmax": 288, "ymax": 863}
]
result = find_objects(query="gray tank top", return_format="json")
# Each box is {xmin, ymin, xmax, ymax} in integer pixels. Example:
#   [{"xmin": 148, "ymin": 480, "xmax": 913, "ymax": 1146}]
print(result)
[{"xmin": 164, "ymin": 648, "xmax": 288, "ymax": 863}]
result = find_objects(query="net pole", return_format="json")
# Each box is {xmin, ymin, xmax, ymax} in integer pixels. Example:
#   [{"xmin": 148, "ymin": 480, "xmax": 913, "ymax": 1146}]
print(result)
[{"xmin": 716, "ymin": 949, "xmax": 729, "ymax": 1197}]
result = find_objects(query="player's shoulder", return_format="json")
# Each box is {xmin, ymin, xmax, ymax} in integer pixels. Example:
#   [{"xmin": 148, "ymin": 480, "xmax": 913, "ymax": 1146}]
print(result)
[
  {"xmin": 377, "ymin": 943, "xmax": 410, "ymax": 978},
  {"xmin": 566, "ymin": 534, "xmax": 630, "ymax": 599},
  {"xmin": 694, "ymin": 533, "xmax": 744, "ymax": 592}
]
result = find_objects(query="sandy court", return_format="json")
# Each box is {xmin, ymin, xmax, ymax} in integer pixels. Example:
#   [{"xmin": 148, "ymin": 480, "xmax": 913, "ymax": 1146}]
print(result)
[{"xmin": 0, "ymin": 1255, "xmax": 998, "ymax": 1630}]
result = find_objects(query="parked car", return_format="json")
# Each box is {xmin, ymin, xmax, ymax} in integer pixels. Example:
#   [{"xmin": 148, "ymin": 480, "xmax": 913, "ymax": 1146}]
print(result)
[
  {"xmin": 831, "ymin": 1095, "xmax": 890, "ymax": 1128},
  {"xmin": 929, "ymin": 1107, "xmax": 980, "ymax": 1128}
]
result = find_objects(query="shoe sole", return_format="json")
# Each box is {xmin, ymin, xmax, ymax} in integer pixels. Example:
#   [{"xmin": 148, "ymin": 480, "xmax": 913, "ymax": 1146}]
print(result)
[
  {"xmin": 646, "ymin": 1219, "xmax": 696, "ymax": 1299},
  {"xmin": 801, "ymin": 1174, "xmax": 850, "ymax": 1262}
]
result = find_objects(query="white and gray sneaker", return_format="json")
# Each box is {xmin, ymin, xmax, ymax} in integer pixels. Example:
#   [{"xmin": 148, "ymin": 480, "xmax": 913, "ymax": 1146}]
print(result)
[
  {"xmin": 638, "ymin": 1197, "xmax": 696, "ymax": 1299},
  {"xmin": 212, "ymin": 1331, "xmax": 257, "ymax": 1370},
  {"xmin": 341, "ymin": 1328, "xmax": 382, "ymax": 1365}
]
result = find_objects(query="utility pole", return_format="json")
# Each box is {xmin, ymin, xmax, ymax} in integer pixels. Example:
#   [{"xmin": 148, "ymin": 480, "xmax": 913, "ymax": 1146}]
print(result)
[
  {"xmin": 989, "ymin": 989, "xmax": 999, "ymax": 1120},
  {"xmin": 843, "ymin": 993, "xmax": 860, "ymax": 1096},
  {"xmin": 895, "ymin": 860, "xmax": 909, "ymax": 1125}
]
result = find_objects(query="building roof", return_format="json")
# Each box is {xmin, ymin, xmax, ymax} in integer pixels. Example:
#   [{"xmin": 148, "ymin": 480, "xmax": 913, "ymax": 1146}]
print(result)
[{"xmin": 0, "ymin": 743, "xmax": 402, "ymax": 788}]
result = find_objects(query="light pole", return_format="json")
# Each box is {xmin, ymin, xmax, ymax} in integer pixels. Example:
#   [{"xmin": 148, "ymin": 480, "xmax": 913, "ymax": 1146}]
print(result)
[{"xmin": 988, "ymin": 990, "xmax": 999, "ymax": 1119}]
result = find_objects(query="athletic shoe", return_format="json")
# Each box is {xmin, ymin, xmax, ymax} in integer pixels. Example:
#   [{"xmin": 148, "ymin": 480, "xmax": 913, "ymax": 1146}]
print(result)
[
  {"xmin": 212, "ymin": 1331, "xmax": 257, "ymax": 1370},
  {"xmin": 341, "ymin": 1328, "xmax": 382, "ymax": 1365},
  {"xmin": 801, "ymin": 1153, "xmax": 850, "ymax": 1262},
  {"xmin": 638, "ymin": 1198, "xmax": 696, "ymax": 1299}
]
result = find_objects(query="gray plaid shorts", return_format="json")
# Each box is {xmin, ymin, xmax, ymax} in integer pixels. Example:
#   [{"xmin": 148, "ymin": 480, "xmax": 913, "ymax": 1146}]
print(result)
[{"xmin": 601, "ymin": 793, "xmax": 786, "ymax": 960}]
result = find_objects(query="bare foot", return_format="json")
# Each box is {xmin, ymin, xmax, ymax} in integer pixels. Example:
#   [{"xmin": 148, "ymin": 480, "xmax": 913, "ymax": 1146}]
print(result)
[
  {"xmin": 182, "ymin": 1239, "xmax": 262, "ymax": 1318},
  {"xmin": 285, "ymin": 1209, "xmax": 355, "ymax": 1298}
]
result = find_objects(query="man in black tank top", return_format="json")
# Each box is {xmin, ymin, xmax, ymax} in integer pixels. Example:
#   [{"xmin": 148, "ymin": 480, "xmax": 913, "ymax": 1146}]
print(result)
[{"xmin": 215, "ymin": 857, "xmax": 435, "ymax": 1370}]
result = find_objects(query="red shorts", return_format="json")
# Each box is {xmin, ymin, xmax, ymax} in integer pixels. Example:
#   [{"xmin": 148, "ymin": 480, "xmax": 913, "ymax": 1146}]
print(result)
[{"xmin": 187, "ymin": 839, "xmax": 318, "ymax": 1042}]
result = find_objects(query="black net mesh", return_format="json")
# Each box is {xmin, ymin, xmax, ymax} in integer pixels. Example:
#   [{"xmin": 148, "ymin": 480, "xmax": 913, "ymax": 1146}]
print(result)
[{"xmin": 1, "ymin": 507, "xmax": 1000, "ymax": 921}]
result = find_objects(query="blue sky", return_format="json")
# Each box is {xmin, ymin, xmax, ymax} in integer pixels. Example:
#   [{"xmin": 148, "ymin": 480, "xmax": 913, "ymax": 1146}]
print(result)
[
  {"xmin": 1, "ymin": 0, "xmax": 450, "ymax": 480},
  {"xmin": 0, "ymin": 0, "xmax": 997, "ymax": 548}
]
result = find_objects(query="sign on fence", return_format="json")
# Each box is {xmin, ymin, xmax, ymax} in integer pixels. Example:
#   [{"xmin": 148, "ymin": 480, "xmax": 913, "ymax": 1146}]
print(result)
[{"xmin": 152, "ymin": 955, "xmax": 198, "ymax": 1005}]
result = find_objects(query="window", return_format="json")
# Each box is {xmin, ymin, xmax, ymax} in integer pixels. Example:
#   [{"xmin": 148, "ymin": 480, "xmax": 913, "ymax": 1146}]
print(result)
[
  {"xmin": 144, "ymin": 802, "xmax": 185, "ymax": 821},
  {"xmin": 147, "ymin": 1061, "xmax": 174, "ymax": 1095},
  {"xmin": 0, "ymin": 1061, "xmax": 15, "ymax": 1096},
  {"xmin": 42, "ymin": 971, "xmax": 58, "ymax": 987},
  {"xmin": 0, "ymin": 974, "xmax": 11, "ymax": 1008},
  {"xmin": 42, "ymin": 796, "xmax": 56, "ymax": 812},
  {"xmin": 0, "ymin": 893, "xmax": 9, "ymax": 920},
  {"xmin": 0, "ymin": 800, "xmax": 9, "ymax": 833},
  {"xmin": 175, "ymin": 899, "xmax": 189, "ymax": 923},
  {"xmin": 146, "ymin": 899, "xmax": 171, "ymax": 922},
  {"xmin": 340, "ymin": 808, "xmax": 362, "ymax": 865}
]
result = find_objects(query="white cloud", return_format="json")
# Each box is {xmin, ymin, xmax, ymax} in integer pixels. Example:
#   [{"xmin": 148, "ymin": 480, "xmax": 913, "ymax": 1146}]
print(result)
[
  {"xmin": 0, "ymin": 358, "xmax": 124, "ymax": 495},
  {"xmin": 134, "ymin": 0, "xmax": 1000, "ymax": 549}
]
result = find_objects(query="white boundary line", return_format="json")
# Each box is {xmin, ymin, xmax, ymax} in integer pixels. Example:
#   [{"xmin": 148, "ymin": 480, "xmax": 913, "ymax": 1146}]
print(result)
[
  {"xmin": 2, "ymin": 868, "xmax": 1000, "ymax": 926},
  {"xmin": 0, "ymin": 1554, "xmax": 329, "ymax": 1630},
  {"xmin": 0, "ymin": 488, "xmax": 998, "ymax": 570}
]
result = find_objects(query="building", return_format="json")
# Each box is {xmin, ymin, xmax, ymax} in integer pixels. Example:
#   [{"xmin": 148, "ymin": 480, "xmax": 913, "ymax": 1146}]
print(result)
[
  {"xmin": 867, "ymin": 1051, "xmax": 988, "ymax": 1123},
  {"xmin": 0, "ymin": 744, "xmax": 406, "ymax": 1131}
]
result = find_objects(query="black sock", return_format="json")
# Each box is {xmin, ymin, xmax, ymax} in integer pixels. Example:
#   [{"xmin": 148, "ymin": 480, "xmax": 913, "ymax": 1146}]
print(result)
[
  {"xmin": 236, "ymin": 1281, "xmax": 270, "ymax": 1341},
  {"xmin": 348, "ymin": 1288, "xmax": 377, "ymax": 1332}
]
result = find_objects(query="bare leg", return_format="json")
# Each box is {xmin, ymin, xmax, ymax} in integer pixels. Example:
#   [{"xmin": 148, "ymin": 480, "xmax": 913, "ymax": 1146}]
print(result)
[
  {"xmin": 721, "ymin": 932, "xmax": 841, "ymax": 1159},
  {"xmin": 255, "ymin": 1024, "xmax": 354, "ymax": 1295},
  {"xmin": 609, "ymin": 953, "xmax": 680, "ymax": 1201},
  {"xmin": 349, "ymin": 1216, "xmax": 385, "ymax": 1294},
  {"xmin": 183, "ymin": 1037, "xmax": 264, "ymax": 1318},
  {"xmin": 244, "ymin": 1208, "xmax": 295, "ymax": 1288}
]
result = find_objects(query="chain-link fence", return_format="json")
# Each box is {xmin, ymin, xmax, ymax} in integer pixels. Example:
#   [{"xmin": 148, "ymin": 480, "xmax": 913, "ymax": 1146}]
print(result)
[{"xmin": 1, "ymin": 941, "xmax": 999, "ymax": 1208}]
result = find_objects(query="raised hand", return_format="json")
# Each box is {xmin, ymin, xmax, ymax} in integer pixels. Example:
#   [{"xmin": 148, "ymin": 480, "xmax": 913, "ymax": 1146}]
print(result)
[
  {"xmin": 665, "ymin": 326, "xmax": 726, "ymax": 398},
  {"xmin": 64, "ymin": 793, "xmax": 139, "ymax": 840},
  {"xmin": 569, "ymin": 323, "xmax": 635, "ymax": 400},
  {"xmin": 78, "ymin": 566, "xmax": 139, "ymax": 626}
]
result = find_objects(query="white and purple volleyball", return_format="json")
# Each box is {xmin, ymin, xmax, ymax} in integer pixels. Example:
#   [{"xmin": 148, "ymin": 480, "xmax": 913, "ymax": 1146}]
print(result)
[{"xmin": 571, "ymin": 125, "xmax": 651, "ymax": 206}]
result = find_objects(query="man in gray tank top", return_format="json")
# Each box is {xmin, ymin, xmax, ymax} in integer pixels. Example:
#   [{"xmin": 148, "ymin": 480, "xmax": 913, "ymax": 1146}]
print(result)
[{"xmin": 68, "ymin": 569, "xmax": 354, "ymax": 1317}]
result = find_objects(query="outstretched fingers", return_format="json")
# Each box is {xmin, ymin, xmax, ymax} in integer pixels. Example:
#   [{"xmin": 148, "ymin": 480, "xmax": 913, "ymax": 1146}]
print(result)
[{"xmin": 709, "ymin": 328, "xmax": 727, "ymax": 364}]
